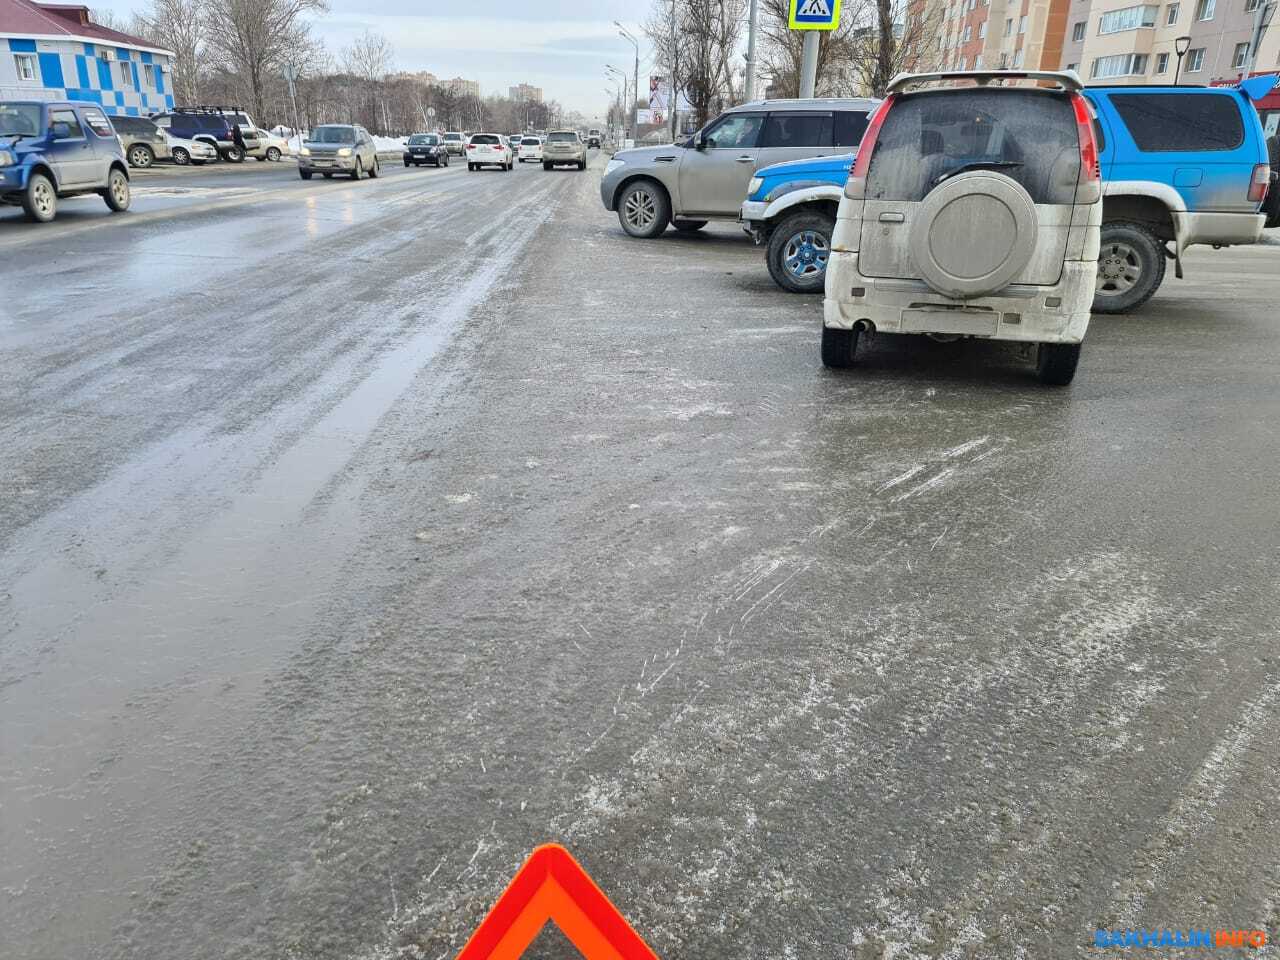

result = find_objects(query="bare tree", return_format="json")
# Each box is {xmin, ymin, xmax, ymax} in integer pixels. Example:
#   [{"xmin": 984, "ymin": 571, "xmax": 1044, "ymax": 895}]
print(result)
[
  {"xmin": 645, "ymin": 0, "xmax": 745, "ymax": 128},
  {"xmin": 131, "ymin": 0, "xmax": 206, "ymax": 104},
  {"xmin": 203, "ymin": 0, "xmax": 327, "ymax": 121},
  {"xmin": 342, "ymin": 29, "xmax": 393, "ymax": 131}
]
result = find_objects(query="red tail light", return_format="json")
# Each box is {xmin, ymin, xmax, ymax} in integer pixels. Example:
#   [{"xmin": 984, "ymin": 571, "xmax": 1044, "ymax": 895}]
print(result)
[
  {"xmin": 1247, "ymin": 163, "xmax": 1270, "ymax": 203},
  {"xmin": 851, "ymin": 95, "xmax": 896, "ymax": 181},
  {"xmin": 1071, "ymin": 94, "xmax": 1100, "ymax": 183}
]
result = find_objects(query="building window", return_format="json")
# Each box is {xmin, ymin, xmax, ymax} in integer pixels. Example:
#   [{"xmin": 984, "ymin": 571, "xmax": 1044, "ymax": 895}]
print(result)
[
  {"xmin": 1066, "ymin": 61, "xmax": 1079, "ymax": 71},
  {"xmin": 1098, "ymin": 5, "xmax": 1159, "ymax": 33},
  {"xmin": 1244, "ymin": 0, "xmax": 1259, "ymax": 10},
  {"xmin": 117, "ymin": 61, "xmax": 132, "ymax": 85},
  {"xmin": 1193, "ymin": 0, "xmax": 1214, "ymax": 20},
  {"xmin": 1072, "ymin": 21, "xmax": 1086, "ymax": 40},
  {"xmin": 1155, "ymin": 51, "xmax": 1169, "ymax": 72},
  {"xmin": 1000, "ymin": 52, "xmax": 1009, "ymax": 66},
  {"xmin": 1019, "ymin": 14, "xmax": 1028, "ymax": 33},
  {"xmin": 979, "ymin": 20, "xmax": 987, "ymax": 37},
  {"xmin": 1232, "ymin": 42, "xmax": 1249, "ymax": 67},
  {"xmin": 963, "ymin": 24, "xmax": 972, "ymax": 40},
  {"xmin": 1166, "ymin": 2, "xmax": 1179, "ymax": 22},
  {"xmin": 1005, "ymin": 17, "xmax": 1014, "ymax": 34},
  {"xmin": 1186, "ymin": 46, "xmax": 1205, "ymax": 71},
  {"xmin": 974, "ymin": 54, "xmax": 983, "ymax": 67},
  {"xmin": 143, "ymin": 63, "xmax": 156, "ymax": 86},
  {"xmin": 1090, "ymin": 52, "xmax": 1150, "ymax": 77},
  {"xmin": 13, "ymin": 53, "xmax": 37, "ymax": 82},
  {"xmin": 1014, "ymin": 47, "xmax": 1026, "ymax": 66}
]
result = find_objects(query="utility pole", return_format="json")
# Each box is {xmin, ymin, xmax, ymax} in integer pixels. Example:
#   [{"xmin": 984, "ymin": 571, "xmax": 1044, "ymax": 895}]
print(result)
[
  {"xmin": 607, "ymin": 64, "xmax": 628, "ymax": 140},
  {"xmin": 745, "ymin": 0, "xmax": 760, "ymax": 101},
  {"xmin": 616, "ymin": 22, "xmax": 640, "ymax": 146},
  {"xmin": 799, "ymin": 32, "xmax": 820, "ymax": 98}
]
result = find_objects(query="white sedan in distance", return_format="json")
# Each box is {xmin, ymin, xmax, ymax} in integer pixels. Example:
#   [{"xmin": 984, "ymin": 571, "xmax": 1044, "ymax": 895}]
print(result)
[
  {"xmin": 517, "ymin": 136, "xmax": 543, "ymax": 163},
  {"xmin": 466, "ymin": 133, "xmax": 513, "ymax": 172}
]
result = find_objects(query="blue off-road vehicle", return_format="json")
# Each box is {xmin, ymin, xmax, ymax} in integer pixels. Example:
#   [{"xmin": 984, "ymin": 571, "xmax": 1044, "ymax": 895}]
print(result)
[
  {"xmin": 743, "ymin": 75, "xmax": 1278, "ymax": 311},
  {"xmin": 0, "ymin": 100, "xmax": 131, "ymax": 223}
]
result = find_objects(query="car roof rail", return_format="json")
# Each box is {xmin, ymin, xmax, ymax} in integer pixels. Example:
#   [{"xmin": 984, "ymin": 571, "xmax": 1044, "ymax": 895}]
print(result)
[{"xmin": 887, "ymin": 70, "xmax": 1083, "ymax": 94}]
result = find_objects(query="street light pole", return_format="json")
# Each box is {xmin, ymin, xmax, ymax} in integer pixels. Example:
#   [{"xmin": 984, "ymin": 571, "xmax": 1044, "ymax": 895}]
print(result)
[
  {"xmin": 745, "ymin": 0, "xmax": 760, "ymax": 101},
  {"xmin": 799, "ymin": 31, "xmax": 820, "ymax": 98},
  {"xmin": 606, "ymin": 64, "xmax": 628, "ymax": 139},
  {"xmin": 616, "ymin": 23, "xmax": 639, "ymax": 146},
  {"xmin": 1173, "ymin": 34, "xmax": 1192, "ymax": 83}
]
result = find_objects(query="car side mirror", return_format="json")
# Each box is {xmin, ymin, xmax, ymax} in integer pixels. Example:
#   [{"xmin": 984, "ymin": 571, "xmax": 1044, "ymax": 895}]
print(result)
[
  {"xmin": 695, "ymin": 133, "xmax": 708, "ymax": 151},
  {"xmin": 50, "ymin": 121, "xmax": 73, "ymax": 139}
]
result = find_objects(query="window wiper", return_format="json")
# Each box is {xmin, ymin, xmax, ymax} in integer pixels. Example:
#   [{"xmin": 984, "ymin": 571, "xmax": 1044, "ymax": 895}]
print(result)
[
  {"xmin": 933, "ymin": 160, "xmax": 1022, "ymax": 186},
  {"xmin": 2, "ymin": 133, "xmax": 29, "ymax": 142}
]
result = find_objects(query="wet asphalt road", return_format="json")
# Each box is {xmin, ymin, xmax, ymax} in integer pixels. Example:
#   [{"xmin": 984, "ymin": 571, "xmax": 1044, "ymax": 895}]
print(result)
[{"xmin": 2, "ymin": 155, "xmax": 1279, "ymax": 960}]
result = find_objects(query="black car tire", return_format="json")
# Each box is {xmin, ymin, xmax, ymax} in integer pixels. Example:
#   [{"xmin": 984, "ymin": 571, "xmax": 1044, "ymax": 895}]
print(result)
[
  {"xmin": 766, "ymin": 211, "xmax": 834, "ymax": 294},
  {"xmin": 368, "ymin": 158, "xmax": 380, "ymax": 178},
  {"xmin": 323, "ymin": 173, "xmax": 333, "ymax": 179},
  {"xmin": 128, "ymin": 144, "xmax": 154, "ymax": 169},
  {"xmin": 442, "ymin": 154, "xmax": 449, "ymax": 167},
  {"xmin": 468, "ymin": 163, "xmax": 476, "ymax": 172},
  {"xmin": 1093, "ymin": 220, "xmax": 1166, "ymax": 314},
  {"xmin": 543, "ymin": 162, "xmax": 552, "ymax": 171},
  {"xmin": 104, "ymin": 168, "xmax": 130, "ymax": 212},
  {"xmin": 172, "ymin": 147, "xmax": 191, "ymax": 166},
  {"xmin": 821, "ymin": 326, "xmax": 858, "ymax": 369},
  {"xmin": 300, "ymin": 170, "xmax": 313, "ymax": 180},
  {"xmin": 617, "ymin": 179, "xmax": 671, "ymax": 239},
  {"xmin": 266, "ymin": 147, "xmax": 282, "ymax": 161},
  {"xmin": 223, "ymin": 146, "xmax": 245, "ymax": 163},
  {"xmin": 672, "ymin": 219, "xmax": 708, "ymax": 233},
  {"xmin": 404, "ymin": 159, "xmax": 411, "ymax": 167},
  {"xmin": 1036, "ymin": 342, "xmax": 1082, "ymax": 386},
  {"xmin": 578, "ymin": 160, "xmax": 586, "ymax": 171},
  {"xmin": 352, "ymin": 157, "xmax": 364, "ymax": 180},
  {"xmin": 22, "ymin": 172, "xmax": 57, "ymax": 223}
]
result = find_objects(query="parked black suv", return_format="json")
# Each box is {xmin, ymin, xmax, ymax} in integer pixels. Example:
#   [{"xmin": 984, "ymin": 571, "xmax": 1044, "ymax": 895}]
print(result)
[{"xmin": 151, "ymin": 109, "xmax": 242, "ymax": 162}]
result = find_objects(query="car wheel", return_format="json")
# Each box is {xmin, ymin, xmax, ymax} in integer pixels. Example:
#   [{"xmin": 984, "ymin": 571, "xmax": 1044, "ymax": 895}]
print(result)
[
  {"xmin": 1036, "ymin": 342, "xmax": 1082, "ymax": 386},
  {"xmin": 468, "ymin": 163, "xmax": 475, "ymax": 172},
  {"xmin": 266, "ymin": 147, "xmax": 282, "ymax": 162},
  {"xmin": 404, "ymin": 159, "xmax": 410, "ymax": 167},
  {"xmin": 767, "ymin": 211, "xmax": 834, "ymax": 294},
  {"xmin": 672, "ymin": 219, "xmax": 708, "ymax": 233},
  {"xmin": 369, "ymin": 157, "xmax": 380, "ymax": 178},
  {"xmin": 352, "ymin": 157, "xmax": 364, "ymax": 180},
  {"xmin": 128, "ymin": 144, "xmax": 154, "ymax": 169},
  {"xmin": 104, "ymin": 168, "xmax": 131, "ymax": 212},
  {"xmin": 300, "ymin": 170, "xmax": 313, "ymax": 180},
  {"xmin": 224, "ymin": 146, "xmax": 245, "ymax": 163},
  {"xmin": 172, "ymin": 147, "xmax": 191, "ymax": 166},
  {"xmin": 22, "ymin": 172, "xmax": 57, "ymax": 223},
  {"xmin": 542, "ymin": 162, "xmax": 551, "ymax": 171},
  {"xmin": 617, "ymin": 179, "xmax": 670, "ymax": 239},
  {"xmin": 821, "ymin": 326, "xmax": 858, "ymax": 369},
  {"xmin": 443, "ymin": 154, "xmax": 449, "ymax": 167},
  {"xmin": 578, "ymin": 160, "xmax": 586, "ymax": 171},
  {"xmin": 323, "ymin": 173, "xmax": 333, "ymax": 179},
  {"xmin": 1092, "ymin": 221, "xmax": 1166, "ymax": 314}
]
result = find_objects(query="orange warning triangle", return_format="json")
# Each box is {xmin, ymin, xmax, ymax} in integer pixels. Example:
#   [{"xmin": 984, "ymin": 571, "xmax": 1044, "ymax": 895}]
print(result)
[{"xmin": 455, "ymin": 844, "xmax": 659, "ymax": 960}]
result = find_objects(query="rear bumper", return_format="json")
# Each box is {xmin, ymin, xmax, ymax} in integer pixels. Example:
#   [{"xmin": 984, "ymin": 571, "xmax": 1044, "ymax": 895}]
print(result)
[
  {"xmin": 1174, "ymin": 211, "xmax": 1266, "ymax": 249},
  {"xmin": 823, "ymin": 252, "xmax": 1094, "ymax": 344}
]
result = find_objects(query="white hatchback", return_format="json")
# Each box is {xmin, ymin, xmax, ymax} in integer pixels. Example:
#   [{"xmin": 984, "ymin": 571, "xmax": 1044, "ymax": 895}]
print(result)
[
  {"xmin": 518, "ymin": 136, "xmax": 543, "ymax": 163},
  {"xmin": 466, "ymin": 133, "xmax": 513, "ymax": 172}
]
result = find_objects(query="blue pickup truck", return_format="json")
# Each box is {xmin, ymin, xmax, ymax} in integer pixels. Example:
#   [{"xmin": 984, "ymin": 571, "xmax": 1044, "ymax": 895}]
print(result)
[
  {"xmin": 0, "ymin": 100, "xmax": 132, "ymax": 223},
  {"xmin": 742, "ymin": 76, "xmax": 1277, "ymax": 310}
]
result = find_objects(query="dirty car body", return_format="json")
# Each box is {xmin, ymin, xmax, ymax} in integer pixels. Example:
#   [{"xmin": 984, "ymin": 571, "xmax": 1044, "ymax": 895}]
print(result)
[{"xmin": 822, "ymin": 71, "xmax": 1103, "ymax": 385}]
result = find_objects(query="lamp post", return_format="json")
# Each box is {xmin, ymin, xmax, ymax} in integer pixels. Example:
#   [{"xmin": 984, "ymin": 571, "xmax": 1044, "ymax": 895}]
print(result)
[
  {"xmin": 1173, "ymin": 35, "xmax": 1192, "ymax": 83},
  {"xmin": 606, "ymin": 64, "xmax": 628, "ymax": 138},
  {"xmin": 616, "ymin": 22, "xmax": 639, "ymax": 145},
  {"xmin": 606, "ymin": 74, "xmax": 624, "ymax": 143}
]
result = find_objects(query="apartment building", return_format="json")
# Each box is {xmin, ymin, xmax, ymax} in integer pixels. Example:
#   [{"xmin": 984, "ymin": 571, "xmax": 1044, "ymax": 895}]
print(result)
[
  {"xmin": 1058, "ymin": 0, "xmax": 1278, "ymax": 85},
  {"xmin": 444, "ymin": 77, "xmax": 480, "ymax": 99},
  {"xmin": 924, "ymin": 0, "xmax": 1074, "ymax": 71},
  {"xmin": 508, "ymin": 83, "xmax": 543, "ymax": 102}
]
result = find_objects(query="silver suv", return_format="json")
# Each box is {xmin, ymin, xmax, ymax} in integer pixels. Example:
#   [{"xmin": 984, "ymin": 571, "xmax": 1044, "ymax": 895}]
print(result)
[
  {"xmin": 600, "ymin": 98, "xmax": 877, "ymax": 238},
  {"xmin": 298, "ymin": 124, "xmax": 379, "ymax": 180},
  {"xmin": 823, "ymin": 71, "xmax": 1102, "ymax": 385}
]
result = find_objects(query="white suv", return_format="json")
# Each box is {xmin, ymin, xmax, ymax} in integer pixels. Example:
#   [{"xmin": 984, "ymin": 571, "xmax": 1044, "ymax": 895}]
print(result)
[{"xmin": 823, "ymin": 71, "xmax": 1102, "ymax": 385}]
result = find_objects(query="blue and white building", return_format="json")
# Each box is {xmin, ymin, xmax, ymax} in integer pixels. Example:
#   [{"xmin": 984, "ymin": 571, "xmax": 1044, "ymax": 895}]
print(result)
[{"xmin": 1, "ymin": 0, "xmax": 175, "ymax": 116}]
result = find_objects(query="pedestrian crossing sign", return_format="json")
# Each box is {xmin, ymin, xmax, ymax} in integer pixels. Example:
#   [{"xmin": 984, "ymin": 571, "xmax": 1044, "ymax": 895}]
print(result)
[{"xmin": 789, "ymin": 0, "xmax": 842, "ymax": 29}]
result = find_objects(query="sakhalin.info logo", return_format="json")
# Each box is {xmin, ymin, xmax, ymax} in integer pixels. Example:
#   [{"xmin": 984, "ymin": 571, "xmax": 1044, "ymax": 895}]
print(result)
[{"xmin": 1093, "ymin": 929, "xmax": 1267, "ymax": 948}]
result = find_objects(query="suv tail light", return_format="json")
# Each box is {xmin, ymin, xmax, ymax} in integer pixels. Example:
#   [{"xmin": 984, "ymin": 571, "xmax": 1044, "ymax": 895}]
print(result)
[
  {"xmin": 850, "ymin": 96, "xmax": 896, "ymax": 182},
  {"xmin": 1248, "ymin": 163, "xmax": 1270, "ymax": 203},
  {"xmin": 1071, "ymin": 94, "xmax": 1100, "ymax": 183}
]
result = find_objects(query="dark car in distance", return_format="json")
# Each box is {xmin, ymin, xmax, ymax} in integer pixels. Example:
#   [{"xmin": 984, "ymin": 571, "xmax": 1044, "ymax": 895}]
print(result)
[
  {"xmin": 110, "ymin": 114, "xmax": 171, "ymax": 169},
  {"xmin": 404, "ymin": 133, "xmax": 450, "ymax": 167},
  {"xmin": 151, "ymin": 109, "xmax": 242, "ymax": 162},
  {"xmin": 1, "ymin": 100, "xmax": 131, "ymax": 222}
]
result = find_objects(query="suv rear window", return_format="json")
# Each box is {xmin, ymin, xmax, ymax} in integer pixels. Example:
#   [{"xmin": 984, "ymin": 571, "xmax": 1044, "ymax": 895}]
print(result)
[
  {"xmin": 1109, "ymin": 93, "xmax": 1243, "ymax": 152},
  {"xmin": 547, "ymin": 132, "xmax": 578, "ymax": 142},
  {"xmin": 471, "ymin": 134, "xmax": 500, "ymax": 144},
  {"xmin": 762, "ymin": 113, "xmax": 832, "ymax": 148},
  {"xmin": 866, "ymin": 89, "xmax": 1081, "ymax": 205},
  {"xmin": 521, "ymin": 137, "xmax": 540, "ymax": 145},
  {"xmin": 834, "ymin": 110, "xmax": 870, "ymax": 147}
]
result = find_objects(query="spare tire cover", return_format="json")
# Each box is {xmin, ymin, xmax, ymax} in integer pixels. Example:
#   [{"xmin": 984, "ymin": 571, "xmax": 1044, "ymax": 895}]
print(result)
[{"xmin": 908, "ymin": 170, "xmax": 1038, "ymax": 299}]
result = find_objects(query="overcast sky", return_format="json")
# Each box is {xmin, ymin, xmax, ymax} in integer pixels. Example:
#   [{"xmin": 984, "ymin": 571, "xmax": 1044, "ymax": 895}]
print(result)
[{"xmin": 95, "ymin": 0, "xmax": 655, "ymax": 120}]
